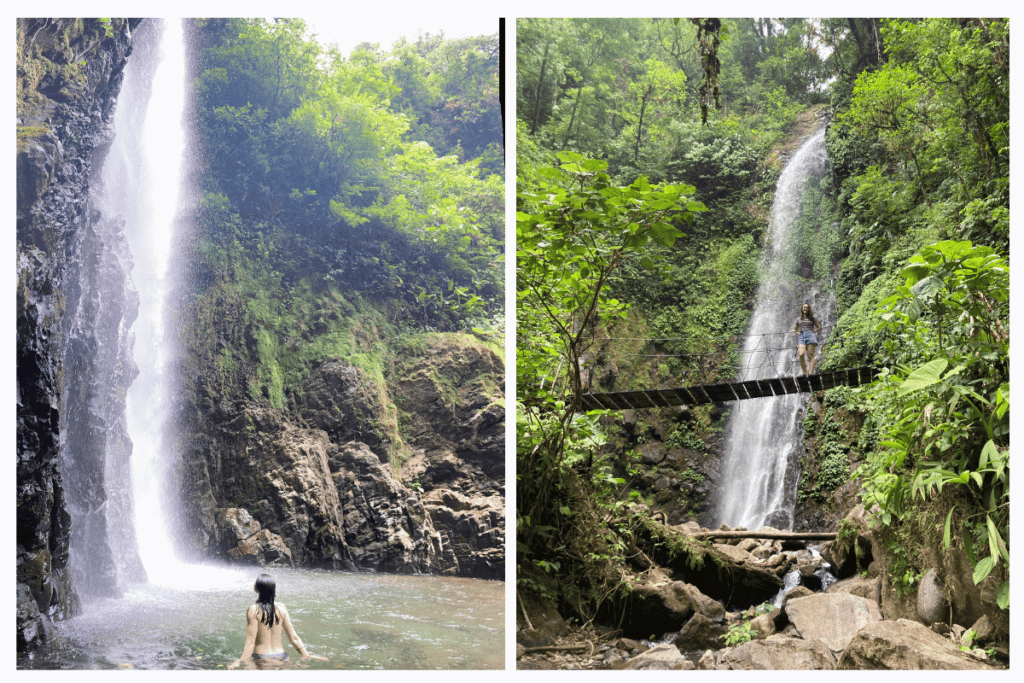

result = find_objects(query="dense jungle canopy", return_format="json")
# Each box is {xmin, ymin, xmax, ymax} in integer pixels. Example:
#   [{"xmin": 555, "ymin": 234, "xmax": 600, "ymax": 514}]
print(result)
[
  {"xmin": 186, "ymin": 18, "xmax": 504, "ymax": 407},
  {"xmin": 516, "ymin": 17, "xmax": 1009, "ymax": 637},
  {"xmin": 192, "ymin": 17, "xmax": 503, "ymax": 335}
]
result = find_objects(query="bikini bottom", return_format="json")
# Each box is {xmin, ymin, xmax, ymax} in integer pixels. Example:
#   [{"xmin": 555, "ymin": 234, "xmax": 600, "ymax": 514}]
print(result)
[{"xmin": 252, "ymin": 652, "xmax": 289, "ymax": 661}]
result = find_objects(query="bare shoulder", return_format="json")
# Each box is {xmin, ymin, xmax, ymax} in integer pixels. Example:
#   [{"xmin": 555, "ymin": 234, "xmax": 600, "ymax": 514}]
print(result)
[{"xmin": 276, "ymin": 602, "xmax": 290, "ymax": 617}]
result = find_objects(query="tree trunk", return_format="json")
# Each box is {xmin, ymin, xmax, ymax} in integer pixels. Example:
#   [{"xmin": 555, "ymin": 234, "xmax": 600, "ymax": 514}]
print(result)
[{"xmin": 531, "ymin": 42, "xmax": 550, "ymax": 135}]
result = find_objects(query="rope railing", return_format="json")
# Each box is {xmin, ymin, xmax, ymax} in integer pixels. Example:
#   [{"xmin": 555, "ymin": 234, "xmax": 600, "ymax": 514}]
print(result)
[{"xmin": 585, "ymin": 323, "xmax": 848, "ymax": 389}]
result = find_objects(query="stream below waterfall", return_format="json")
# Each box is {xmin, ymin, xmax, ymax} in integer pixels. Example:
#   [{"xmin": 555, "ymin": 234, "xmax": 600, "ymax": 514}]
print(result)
[{"xmin": 17, "ymin": 567, "xmax": 503, "ymax": 670}]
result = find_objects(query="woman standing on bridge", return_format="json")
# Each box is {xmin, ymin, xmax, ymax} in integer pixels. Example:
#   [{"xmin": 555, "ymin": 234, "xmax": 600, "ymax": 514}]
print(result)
[{"xmin": 794, "ymin": 303, "xmax": 820, "ymax": 376}]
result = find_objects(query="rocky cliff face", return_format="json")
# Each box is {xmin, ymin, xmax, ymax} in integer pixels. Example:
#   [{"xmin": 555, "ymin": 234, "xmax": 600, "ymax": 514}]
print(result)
[
  {"xmin": 16, "ymin": 18, "xmax": 141, "ymax": 650},
  {"xmin": 177, "ymin": 334, "xmax": 505, "ymax": 580}
]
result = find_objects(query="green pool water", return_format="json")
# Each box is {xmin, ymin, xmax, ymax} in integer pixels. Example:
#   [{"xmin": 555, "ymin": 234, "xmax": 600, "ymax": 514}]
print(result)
[{"xmin": 18, "ymin": 565, "xmax": 504, "ymax": 670}]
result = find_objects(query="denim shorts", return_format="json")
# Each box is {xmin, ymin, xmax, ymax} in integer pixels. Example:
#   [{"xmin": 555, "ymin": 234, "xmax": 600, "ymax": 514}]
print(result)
[{"xmin": 798, "ymin": 331, "xmax": 818, "ymax": 346}]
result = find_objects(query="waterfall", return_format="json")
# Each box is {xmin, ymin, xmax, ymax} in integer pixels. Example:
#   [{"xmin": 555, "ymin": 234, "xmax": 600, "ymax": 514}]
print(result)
[
  {"xmin": 715, "ymin": 125, "xmax": 832, "ymax": 531},
  {"xmin": 122, "ymin": 18, "xmax": 188, "ymax": 584},
  {"xmin": 85, "ymin": 19, "xmax": 192, "ymax": 588}
]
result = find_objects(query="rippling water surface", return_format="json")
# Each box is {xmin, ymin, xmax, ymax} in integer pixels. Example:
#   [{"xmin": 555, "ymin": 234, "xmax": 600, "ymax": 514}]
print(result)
[{"xmin": 18, "ymin": 566, "xmax": 504, "ymax": 669}]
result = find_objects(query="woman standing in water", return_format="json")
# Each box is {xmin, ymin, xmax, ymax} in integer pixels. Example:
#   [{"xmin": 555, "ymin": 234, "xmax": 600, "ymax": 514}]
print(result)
[
  {"xmin": 227, "ymin": 574, "xmax": 320, "ymax": 668},
  {"xmin": 794, "ymin": 303, "xmax": 821, "ymax": 376}
]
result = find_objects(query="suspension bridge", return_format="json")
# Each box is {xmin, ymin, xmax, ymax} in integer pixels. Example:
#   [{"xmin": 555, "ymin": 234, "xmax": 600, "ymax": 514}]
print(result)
[{"xmin": 578, "ymin": 325, "xmax": 880, "ymax": 411}]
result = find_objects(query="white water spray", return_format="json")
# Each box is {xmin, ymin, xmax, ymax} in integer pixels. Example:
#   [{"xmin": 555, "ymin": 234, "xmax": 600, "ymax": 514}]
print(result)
[
  {"xmin": 117, "ymin": 18, "xmax": 186, "ymax": 585},
  {"xmin": 716, "ymin": 126, "xmax": 831, "ymax": 531}
]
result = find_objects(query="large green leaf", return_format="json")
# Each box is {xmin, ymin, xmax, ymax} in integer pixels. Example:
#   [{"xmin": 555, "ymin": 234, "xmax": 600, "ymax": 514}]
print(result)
[
  {"xmin": 973, "ymin": 556, "xmax": 995, "ymax": 585},
  {"xmin": 897, "ymin": 359, "xmax": 948, "ymax": 396},
  {"xmin": 996, "ymin": 581, "xmax": 1009, "ymax": 610}
]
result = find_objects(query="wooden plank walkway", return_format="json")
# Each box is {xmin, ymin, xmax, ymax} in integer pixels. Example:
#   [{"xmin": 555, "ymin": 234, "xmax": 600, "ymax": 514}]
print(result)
[{"xmin": 579, "ymin": 366, "xmax": 879, "ymax": 411}]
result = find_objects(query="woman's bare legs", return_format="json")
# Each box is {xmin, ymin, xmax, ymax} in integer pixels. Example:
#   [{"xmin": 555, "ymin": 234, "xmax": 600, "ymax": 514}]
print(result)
[
  {"xmin": 797, "ymin": 344, "xmax": 808, "ymax": 375},
  {"xmin": 807, "ymin": 343, "xmax": 817, "ymax": 375}
]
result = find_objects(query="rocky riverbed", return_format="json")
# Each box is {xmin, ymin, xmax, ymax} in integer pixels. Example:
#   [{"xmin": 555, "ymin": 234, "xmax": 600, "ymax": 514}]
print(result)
[{"xmin": 517, "ymin": 511, "xmax": 1009, "ymax": 670}]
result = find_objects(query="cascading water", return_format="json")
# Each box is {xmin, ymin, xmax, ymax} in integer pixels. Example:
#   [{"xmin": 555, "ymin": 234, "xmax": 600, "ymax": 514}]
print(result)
[
  {"xmin": 121, "ymin": 18, "xmax": 186, "ymax": 584},
  {"xmin": 90, "ymin": 19, "xmax": 199, "ymax": 588},
  {"xmin": 715, "ymin": 125, "xmax": 833, "ymax": 531}
]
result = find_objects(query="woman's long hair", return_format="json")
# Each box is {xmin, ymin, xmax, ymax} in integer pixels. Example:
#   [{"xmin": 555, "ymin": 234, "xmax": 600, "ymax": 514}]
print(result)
[{"xmin": 254, "ymin": 574, "xmax": 278, "ymax": 626}]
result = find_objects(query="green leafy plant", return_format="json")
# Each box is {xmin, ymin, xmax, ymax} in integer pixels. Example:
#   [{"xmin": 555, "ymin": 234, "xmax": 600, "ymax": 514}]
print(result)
[
  {"xmin": 860, "ymin": 240, "xmax": 1008, "ymax": 609},
  {"xmin": 724, "ymin": 621, "xmax": 755, "ymax": 646}
]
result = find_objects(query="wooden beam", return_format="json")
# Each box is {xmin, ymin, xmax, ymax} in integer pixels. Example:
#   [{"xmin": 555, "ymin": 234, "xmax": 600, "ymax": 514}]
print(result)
[
  {"xmin": 577, "ymin": 367, "xmax": 880, "ymax": 412},
  {"xmin": 690, "ymin": 530, "xmax": 838, "ymax": 541}
]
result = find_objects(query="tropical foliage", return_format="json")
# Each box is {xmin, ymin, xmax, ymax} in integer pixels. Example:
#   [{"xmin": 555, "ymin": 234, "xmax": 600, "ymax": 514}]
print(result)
[
  {"xmin": 516, "ymin": 17, "xmax": 1009, "ymax": 621},
  {"xmin": 184, "ymin": 18, "xmax": 503, "ymax": 409}
]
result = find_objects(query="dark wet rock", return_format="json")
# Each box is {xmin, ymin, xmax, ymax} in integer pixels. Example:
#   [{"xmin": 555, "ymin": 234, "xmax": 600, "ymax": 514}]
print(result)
[
  {"xmin": 16, "ymin": 17, "xmax": 140, "ymax": 651},
  {"xmin": 671, "ymin": 612, "xmax": 729, "ymax": 651},
  {"xmin": 837, "ymin": 618, "xmax": 999, "ymax": 669},
  {"xmin": 622, "ymin": 580, "xmax": 725, "ymax": 636},
  {"xmin": 823, "ymin": 505, "xmax": 881, "ymax": 579},
  {"xmin": 179, "ymin": 334, "xmax": 503, "ymax": 580},
  {"xmin": 215, "ymin": 507, "xmax": 262, "ymax": 549},
  {"xmin": 16, "ymin": 583, "xmax": 53, "ymax": 651},
  {"xmin": 333, "ymin": 441, "xmax": 452, "ymax": 574},
  {"xmin": 228, "ymin": 529, "xmax": 294, "ymax": 566}
]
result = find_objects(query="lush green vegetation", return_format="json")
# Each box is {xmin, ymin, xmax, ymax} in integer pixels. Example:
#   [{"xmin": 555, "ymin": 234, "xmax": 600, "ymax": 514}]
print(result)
[
  {"xmin": 181, "ymin": 18, "xmax": 503, "ymax": 417},
  {"xmin": 516, "ymin": 17, "xmax": 1009, "ymax": 624}
]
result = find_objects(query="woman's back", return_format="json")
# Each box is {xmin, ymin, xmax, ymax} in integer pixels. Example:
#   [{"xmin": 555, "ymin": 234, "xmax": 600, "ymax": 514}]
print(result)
[{"xmin": 250, "ymin": 602, "xmax": 284, "ymax": 654}]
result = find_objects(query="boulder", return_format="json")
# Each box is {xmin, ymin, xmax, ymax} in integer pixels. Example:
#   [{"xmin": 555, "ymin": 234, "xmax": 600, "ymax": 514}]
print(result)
[
  {"xmin": 215, "ymin": 508, "xmax": 262, "ymax": 549},
  {"xmin": 826, "ymin": 573, "xmax": 881, "ymax": 603},
  {"xmin": 837, "ymin": 618, "xmax": 998, "ymax": 669},
  {"xmin": 749, "ymin": 611, "xmax": 779, "ymax": 639},
  {"xmin": 967, "ymin": 615, "xmax": 995, "ymax": 646},
  {"xmin": 780, "ymin": 585, "xmax": 815, "ymax": 607},
  {"xmin": 670, "ymin": 613, "xmax": 728, "ymax": 652},
  {"xmin": 621, "ymin": 643, "xmax": 692, "ymax": 670},
  {"xmin": 784, "ymin": 593, "xmax": 882, "ymax": 652},
  {"xmin": 916, "ymin": 568, "xmax": 947, "ymax": 625},
  {"xmin": 716, "ymin": 634, "xmax": 836, "ymax": 670},
  {"xmin": 623, "ymin": 580, "xmax": 724, "ymax": 636},
  {"xmin": 227, "ymin": 528, "xmax": 293, "ymax": 566},
  {"xmin": 823, "ymin": 505, "xmax": 881, "ymax": 578}
]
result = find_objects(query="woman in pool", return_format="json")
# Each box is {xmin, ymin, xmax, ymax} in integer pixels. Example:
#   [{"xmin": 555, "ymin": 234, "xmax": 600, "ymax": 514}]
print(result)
[
  {"xmin": 227, "ymin": 573, "xmax": 319, "ymax": 668},
  {"xmin": 794, "ymin": 302, "xmax": 821, "ymax": 376}
]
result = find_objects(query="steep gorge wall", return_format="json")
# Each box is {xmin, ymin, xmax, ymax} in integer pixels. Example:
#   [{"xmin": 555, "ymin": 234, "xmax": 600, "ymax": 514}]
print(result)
[
  {"xmin": 16, "ymin": 21, "xmax": 504, "ymax": 656},
  {"xmin": 16, "ymin": 18, "xmax": 142, "ymax": 650},
  {"xmin": 175, "ymin": 330, "xmax": 505, "ymax": 580}
]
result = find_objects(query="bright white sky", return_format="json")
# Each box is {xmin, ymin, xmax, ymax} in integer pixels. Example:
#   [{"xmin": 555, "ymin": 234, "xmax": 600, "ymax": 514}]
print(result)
[{"xmin": 304, "ymin": 14, "xmax": 500, "ymax": 57}]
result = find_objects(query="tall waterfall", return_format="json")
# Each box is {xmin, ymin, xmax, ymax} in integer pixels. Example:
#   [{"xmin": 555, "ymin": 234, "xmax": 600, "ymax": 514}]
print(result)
[
  {"xmin": 89, "ymin": 19, "xmax": 190, "ymax": 587},
  {"xmin": 122, "ymin": 19, "xmax": 187, "ymax": 584},
  {"xmin": 715, "ymin": 126, "xmax": 832, "ymax": 531}
]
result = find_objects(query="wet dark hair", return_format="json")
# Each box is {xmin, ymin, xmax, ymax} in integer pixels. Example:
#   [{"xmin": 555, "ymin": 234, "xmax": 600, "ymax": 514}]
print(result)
[{"xmin": 254, "ymin": 574, "xmax": 278, "ymax": 626}]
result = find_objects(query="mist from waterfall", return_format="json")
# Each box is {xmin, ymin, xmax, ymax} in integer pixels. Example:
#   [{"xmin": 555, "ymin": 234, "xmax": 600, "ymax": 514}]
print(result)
[
  {"xmin": 123, "ymin": 18, "xmax": 186, "ymax": 584},
  {"xmin": 715, "ymin": 126, "xmax": 832, "ymax": 531},
  {"xmin": 90, "ymin": 19, "xmax": 226, "ymax": 589}
]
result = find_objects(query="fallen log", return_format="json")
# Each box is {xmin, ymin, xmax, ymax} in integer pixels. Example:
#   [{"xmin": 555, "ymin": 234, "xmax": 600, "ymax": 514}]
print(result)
[{"xmin": 689, "ymin": 530, "xmax": 838, "ymax": 541}]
